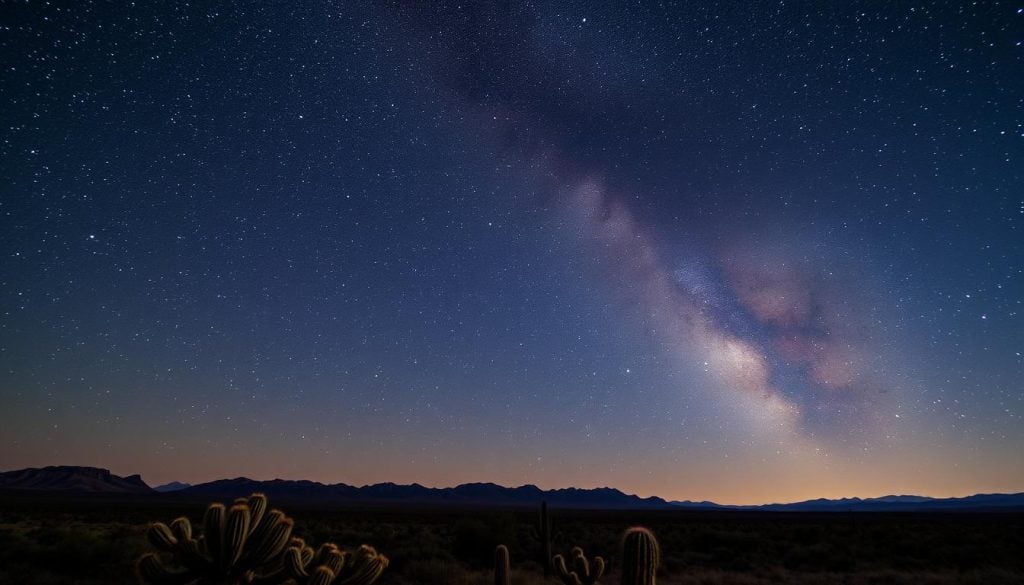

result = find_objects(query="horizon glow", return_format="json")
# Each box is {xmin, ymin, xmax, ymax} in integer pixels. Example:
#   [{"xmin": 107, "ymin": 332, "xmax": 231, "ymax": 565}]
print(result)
[{"xmin": 1, "ymin": 2, "xmax": 1021, "ymax": 505}]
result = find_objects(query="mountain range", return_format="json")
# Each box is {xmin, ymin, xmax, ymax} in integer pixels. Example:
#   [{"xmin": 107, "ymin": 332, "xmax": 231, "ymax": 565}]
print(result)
[
  {"xmin": 0, "ymin": 466, "xmax": 153, "ymax": 494},
  {"xmin": 176, "ymin": 476, "xmax": 672, "ymax": 508},
  {"xmin": 2, "ymin": 466, "xmax": 1022, "ymax": 511},
  {"xmin": 153, "ymin": 481, "xmax": 192, "ymax": 492},
  {"xmin": 672, "ymin": 493, "xmax": 1024, "ymax": 512}
]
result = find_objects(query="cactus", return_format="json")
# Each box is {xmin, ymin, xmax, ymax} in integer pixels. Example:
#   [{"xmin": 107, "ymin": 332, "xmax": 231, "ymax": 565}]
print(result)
[
  {"xmin": 135, "ymin": 493, "xmax": 388, "ymax": 585},
  {"xmin": 334, "ymin": 544, "xmax": 389, "ymax": 585},
  {"xmin": 553, "ymin": 546, "xmax": 605, "ymax": 585},
  {"xmin": 137, "ymin": 493, "xmax": 295, "ymax": 584},
  {"xmin": 494, "ymin": 544, "xmax": 511, "ymax": 585},
  {"xmin": 539, "ymin": 501, "xmax": 553, "ymax": 577},
  {"xmin": 282, "ymin": 540, "xmax": 388, "ymax": 585},
  {"xmin": 307, "ymin": 567, "xmax": 337, "ymax": 585},
  {"xmin": 620, "ymin": 527, "xmax": 659, "ymax": 585}
]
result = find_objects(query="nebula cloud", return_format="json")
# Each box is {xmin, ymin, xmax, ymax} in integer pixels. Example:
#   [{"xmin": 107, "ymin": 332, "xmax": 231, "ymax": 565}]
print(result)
[
  {"xmin": 404, "ymin": 2, "xmax": 899, "ymax": 447},
  {"xmin": 516, "ymin": 167, "xmax": 895, "ymax": 448},
  {"xmin": 560, "ymin": 178, "xmax": 804, "ymax": 436}
]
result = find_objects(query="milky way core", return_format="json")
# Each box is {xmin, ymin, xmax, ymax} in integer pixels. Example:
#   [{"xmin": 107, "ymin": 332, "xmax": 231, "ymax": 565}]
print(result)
[{"xmin": 1, "ymin": 1, "xmax": 1021, "ymax": 504}]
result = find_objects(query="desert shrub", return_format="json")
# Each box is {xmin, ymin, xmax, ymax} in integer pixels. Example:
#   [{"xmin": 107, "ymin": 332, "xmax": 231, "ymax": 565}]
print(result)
[{"xmin": 1, "ymin": 497, "xmax": 1023, "ymax": 585}]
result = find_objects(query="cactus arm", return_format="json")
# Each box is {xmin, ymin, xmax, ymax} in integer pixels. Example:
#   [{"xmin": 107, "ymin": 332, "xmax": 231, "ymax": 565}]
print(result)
[
  {"xmin": 554, "ymin": 547, "xmax": 604, "ymax": 585},
  {"xmin": 170, "ymin": 517, "xmax": 193, "ymax": 541},
  {"xmin": 336, "ymin": 545, "xmax": 389, "ymax": 585},
  {"xmin": 323, "ymin": 549, "xmax": 347, "ymax": 575},
  {"xmin": 246, "ymin": 494, "xmax": 268, "ymax": 532},
  {"xmin": 284, "ymin": 545, "xmax": 310, "ymax": 579},
  {"xmin": 300, "ymin": 544, "xmax": 315, "ymax": 567},
  {"xmin": 147, "ymin": 523, "xmax": 178, "ymax": 551},
  {"xmin": 202, "ymin": 503, "xmax": 226, "ymax": 562},
  {"xmin": 308, "ymin": 567, "xmax": 337, "ymax": 585},
  {"xmin": 540, "ymin": 501, "xmax": 552, "ymax": 577},
  {"xmin": 223, "ymin": 504, "xmax": 252, "ymax": 570},
  {"xmin": 494, "ymin": 544, "xmax": 511, "ymax": 585},
  {"xmin": 620, "ymin": 527, "xmax": 660, "ymax": 585},
  {"xmin": 593, "ymin": 557, "xmax": 606, "ymax": 581},
  {"xmin": 245, "ymin": 516, "xmax": 294, "ymax": 568},
  {"xmin": 312, "ymin": 543, "xmax": 345, "ymax": 575},
  {"xmin": 572, "ymin": 547, "xmax": 590, "ymax": 578}
]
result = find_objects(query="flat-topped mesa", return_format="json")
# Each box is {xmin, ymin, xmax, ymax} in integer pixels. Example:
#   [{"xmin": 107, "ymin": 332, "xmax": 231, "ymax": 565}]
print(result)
[{"xmin": 0, "ymin": 466, "xmax": 153, "ymax": 493}]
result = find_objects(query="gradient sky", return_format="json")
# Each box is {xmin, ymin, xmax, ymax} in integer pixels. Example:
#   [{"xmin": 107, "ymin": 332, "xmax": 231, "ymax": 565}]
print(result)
[{"xmin": 1, "ymin": 2, "xmax": 1021, "ymax": 505}]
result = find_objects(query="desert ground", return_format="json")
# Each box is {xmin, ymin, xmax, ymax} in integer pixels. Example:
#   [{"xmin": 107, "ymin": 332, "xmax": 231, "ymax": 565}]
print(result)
[{"xmin": 1, "ymin": 492, "xmax": 1022, "ymax": 585}]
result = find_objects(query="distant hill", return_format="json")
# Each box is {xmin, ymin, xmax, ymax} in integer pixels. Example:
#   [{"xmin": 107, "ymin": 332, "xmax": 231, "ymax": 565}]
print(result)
[
  {"xmin": 182, "ymin": 478, "xmax": 671, "ymax": 508},
  {"xmin": 153, "ymin": 481, "xmax": 192, "ymax": 492},
  {"xmin": 2, "ymin": 466, "xmax": 1021, "ymax": 511},
  {"xmin": 181, "ymin": 478, "xmax": 1023, "ymax": 511},
  {"xmin": 671, "ymin": 492, "xmax": 1024, "ymax": 512},
  {"xmin": 0, "ymin": 466, "xmax": 153, "ymax": 494}
]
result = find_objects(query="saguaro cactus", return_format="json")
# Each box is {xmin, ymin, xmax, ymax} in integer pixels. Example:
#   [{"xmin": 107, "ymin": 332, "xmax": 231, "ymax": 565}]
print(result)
[
  {"xmin": 332, "ymin": 545, "xmax": 389, "ymax": 585},
  {"xmin": 539, "ymin": 501, "xmax": 553, "ymax": 577},
  {"xmin": 620, "ymin": 527, "xmax": 659, "ymax": 585},
  {"xmin": 137, "ymin": 493, "xmax": 295, "ymax": 584},
  {"xmin": 553, "ymin": 546, "xmax": 605, "ymax": 585},
  {"xmin": 282, "ymin": 539, "xmax": 345, "ymax": 585},
  {"xmin": 494, "ymin": 544, "xmax": 511, "ymax": 585},
  {"xmin": 136, "ymin": 493, "xmax": 388, "ymax": 585}
]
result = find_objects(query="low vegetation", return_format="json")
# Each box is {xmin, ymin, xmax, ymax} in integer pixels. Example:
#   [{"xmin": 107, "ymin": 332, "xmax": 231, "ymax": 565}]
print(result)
[{"xmin": 0, "ymin": 494, "xmax": 1021, "ymax": 584}]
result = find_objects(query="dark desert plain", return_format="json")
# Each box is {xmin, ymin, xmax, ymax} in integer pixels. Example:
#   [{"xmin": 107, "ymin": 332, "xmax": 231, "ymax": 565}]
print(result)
[
  {"xmin": 1, "ymin": 1, "xmax": 1022, "ymax": 584},
  {"xmin": 1, "ymin": 480, "xmax": 1024, "ymax": 585}
]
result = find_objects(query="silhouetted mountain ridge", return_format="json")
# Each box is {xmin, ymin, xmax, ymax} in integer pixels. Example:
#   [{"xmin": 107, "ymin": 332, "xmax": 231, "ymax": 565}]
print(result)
[
  {"xmin": 153, "ymin": 481, "xmax": 191, "ymax": 492},
  {"xmin": 2, "ymin": 466, "xmax": 1021, "ymax": 510},
  {"xmin": 671, "ymin": 492, "xmax": 1024, "ymax": 511},
  {"xmin": 0, "ymin": 466, "xmax": 153, "ymax": 493},
  {"xmin": 181, "ymin": 477, "xmax": 669, "ymax": 508}
]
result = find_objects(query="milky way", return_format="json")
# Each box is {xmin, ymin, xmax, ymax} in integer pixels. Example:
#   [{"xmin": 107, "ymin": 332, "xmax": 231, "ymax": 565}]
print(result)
[
  {"xmin": 426, "ymin": 8, "xmax": 905, "ymax": 449},
  {"xmin": 1, "ymin": 1, "xmax": 1021, "ymax": 503}
]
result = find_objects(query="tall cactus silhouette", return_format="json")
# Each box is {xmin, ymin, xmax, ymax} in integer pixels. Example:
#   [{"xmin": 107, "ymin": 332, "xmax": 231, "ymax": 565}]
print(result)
[
  {"xmin": 137, "ymin": 493, "xmax": 294, "ymax": 584},
  {"xmin": 135, "ymin": 493, "xmax": 387, "ymax": 585},
  {"xmin": 539, "ymin": 501, "xmax": 553, "ymax": 577},
  {"xmin": 494, "ymin": 544, "xmax": 511, "ymax": 585},
  {"xmin": 620, "ymin": 527, "xmax": 659, "ymax": 585},
  {"xmin": 553, "ymin": 546, "xmax": 605, "ymax": 585}
]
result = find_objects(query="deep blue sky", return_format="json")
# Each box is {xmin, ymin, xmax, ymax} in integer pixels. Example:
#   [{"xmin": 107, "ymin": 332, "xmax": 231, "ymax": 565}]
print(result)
[{"xmin": 1, "ymin": 1, "xmax": 1021, "ymax": 503}]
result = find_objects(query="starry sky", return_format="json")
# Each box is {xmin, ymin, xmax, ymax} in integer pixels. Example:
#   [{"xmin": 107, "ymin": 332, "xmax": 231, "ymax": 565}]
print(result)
[{"xmin": 1, "ymin": 1, "xmax": 1021, "ymax": 505}]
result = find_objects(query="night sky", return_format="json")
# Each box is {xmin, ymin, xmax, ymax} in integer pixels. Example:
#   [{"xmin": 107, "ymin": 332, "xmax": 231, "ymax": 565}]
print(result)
[{"xmin": 2, "ymin": 2, "xmax": 1021, "ymax": 504}]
